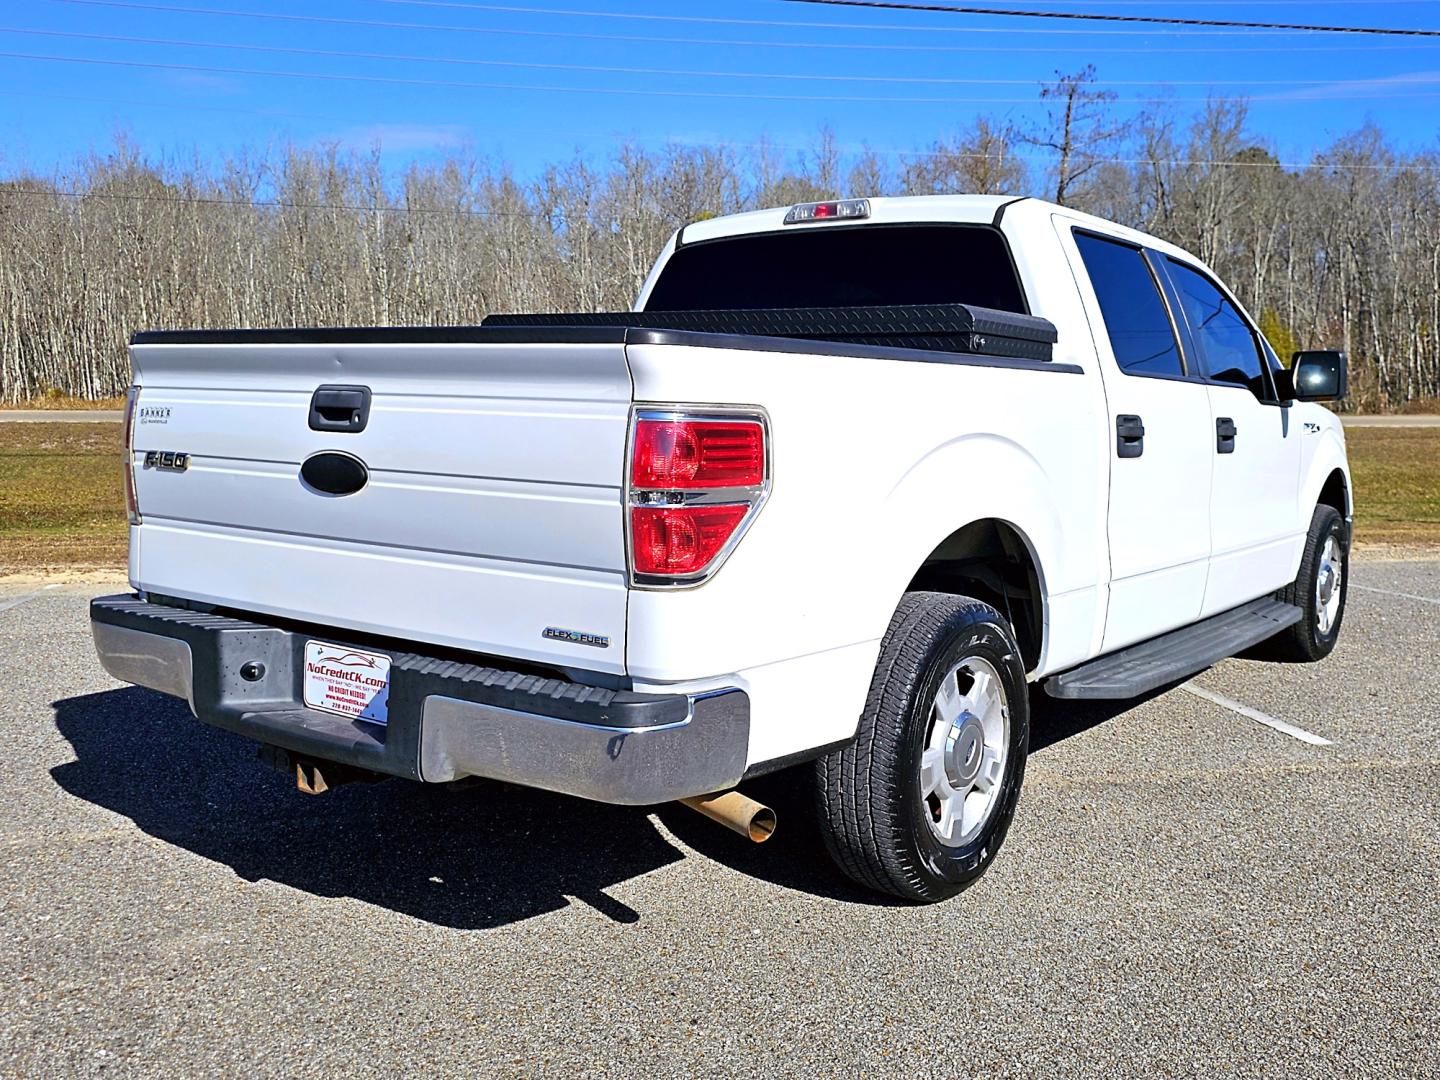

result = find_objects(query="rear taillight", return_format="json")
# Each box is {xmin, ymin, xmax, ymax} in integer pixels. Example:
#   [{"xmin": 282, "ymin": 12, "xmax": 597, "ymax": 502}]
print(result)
[
  {"xmin": 122, "ymin": 386, "xmax": 141, "ymax": 525},
  {"xmin": 632, "ymin": 419, "xmax": 764, "ymax": 489},
  {"xmin": 632, "ymin": 505, "xmax": 748, "ymax": 577},
  {"xmin": 627, "ymin": 409, "xmax": 769, "ymax": 585}
]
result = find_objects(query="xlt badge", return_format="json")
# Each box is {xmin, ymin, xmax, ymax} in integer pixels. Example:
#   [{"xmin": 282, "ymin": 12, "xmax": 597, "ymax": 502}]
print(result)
[{"xmin": 543, "ymin": 626, "xmax": 611, "ymax": 649}]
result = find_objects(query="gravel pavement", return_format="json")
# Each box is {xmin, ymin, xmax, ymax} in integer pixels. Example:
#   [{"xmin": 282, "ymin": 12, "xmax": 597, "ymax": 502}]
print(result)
[{"xmin": 2, "ymin": 560, "xmax": 1437, "ymax": 1079}]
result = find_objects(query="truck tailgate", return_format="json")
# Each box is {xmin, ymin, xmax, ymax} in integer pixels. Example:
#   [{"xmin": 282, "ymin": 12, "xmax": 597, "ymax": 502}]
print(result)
[{"xmin": 127, "ymin": 334, "xmax": 632, "ymax": 674}]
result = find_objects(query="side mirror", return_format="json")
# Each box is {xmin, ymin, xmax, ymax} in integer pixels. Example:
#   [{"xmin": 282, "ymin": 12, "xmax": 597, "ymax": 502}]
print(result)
[
  {"xmin": 1291, "ymin": 350, "xmax": 1348, "ymax": 402},
  {"xmin": 1272, "ymin": 366, "xmax": 1296, "ymax": 402}
]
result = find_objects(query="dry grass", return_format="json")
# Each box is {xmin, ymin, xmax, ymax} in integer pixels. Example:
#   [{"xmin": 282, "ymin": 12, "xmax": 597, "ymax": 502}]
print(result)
[
  {"xmin": 0, "ymin": 422, "xmax": 1434, "ymax": 572},
  {"xmin": 1346, "ymin": 427, "xmax": 1440, "ymax": 546},
  {"xmin": 0, "ymin": 423, "xmax": 126, "ymax": 571},
  {"xmin": 0, "ymin": 395, "xmax": 127, "ymax": 411},
  {"xmin": 1395, "ymin": 397, "xmax": 1440, "ymax": 415}
]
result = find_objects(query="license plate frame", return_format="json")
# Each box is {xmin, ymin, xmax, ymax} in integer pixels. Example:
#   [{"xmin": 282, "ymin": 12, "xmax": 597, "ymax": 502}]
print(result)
[{"xmin": 302, "ymin": 640, "xmax": 392, "ymax": 726}]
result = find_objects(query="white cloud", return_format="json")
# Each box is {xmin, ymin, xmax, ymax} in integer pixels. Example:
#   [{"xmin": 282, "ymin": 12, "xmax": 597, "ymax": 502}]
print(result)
[
  {"xmin": 329, "ymin": 124, "xmax": 469, "ymax": 152},
  {"xmin": 1257, "ymin": 70, "xmax": 1440, "ymax": 103}
]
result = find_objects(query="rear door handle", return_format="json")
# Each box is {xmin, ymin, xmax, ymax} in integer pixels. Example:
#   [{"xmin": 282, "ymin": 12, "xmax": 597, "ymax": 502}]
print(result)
[
  {"xmin": 309, "ymin": 385, "xmax": 372, "ymax": 433},
  {"xmin": 1116, "ymin": 414, "xmax": 1145, "ymax": 458},
  {"xmin": 1216, "ymin": 417, "xmax": 1237, "ymax": 454}
]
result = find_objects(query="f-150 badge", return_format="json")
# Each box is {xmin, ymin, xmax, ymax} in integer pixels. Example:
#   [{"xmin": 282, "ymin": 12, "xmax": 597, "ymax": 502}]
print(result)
[{"xmin": 143, "ymin": 450, "xmax": 190, "ymax": 471}]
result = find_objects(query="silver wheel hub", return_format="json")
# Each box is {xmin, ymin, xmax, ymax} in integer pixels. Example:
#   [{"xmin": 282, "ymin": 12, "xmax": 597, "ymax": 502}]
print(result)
[
  {"xmin": 919, "ymin": 656, "xmax": 1009, "ymax": 847},
  {"xmin": 1316, "ymin": 535, "xmax": 1343, "ymax": 635}
]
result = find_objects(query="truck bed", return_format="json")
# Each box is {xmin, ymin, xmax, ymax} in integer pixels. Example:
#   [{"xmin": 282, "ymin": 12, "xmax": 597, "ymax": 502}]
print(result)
[
  {"xmin": 482, "ymin": 303, "xmax": 1058, "ymax": 362},
  {"xmin": 123, "ymin": 311, "xmax": 1074, "ymax": 685}
]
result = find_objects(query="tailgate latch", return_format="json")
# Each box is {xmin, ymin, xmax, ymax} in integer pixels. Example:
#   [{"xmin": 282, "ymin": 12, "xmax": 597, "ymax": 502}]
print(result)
[{"xmin": 308, "ymin": 385, "xmax": 372, "ymax": 433}]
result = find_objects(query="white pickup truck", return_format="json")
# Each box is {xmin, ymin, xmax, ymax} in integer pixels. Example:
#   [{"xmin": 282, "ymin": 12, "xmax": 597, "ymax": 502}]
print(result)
[{"xmin": 91, "ymin": 195, "xmax": 1352, "ymax": 902}]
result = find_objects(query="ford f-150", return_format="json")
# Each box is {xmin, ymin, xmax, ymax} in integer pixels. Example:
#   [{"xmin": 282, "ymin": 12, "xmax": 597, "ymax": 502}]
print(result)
[{"xmin": 91, "ymin": 194, "xmax": 1352, "ymax": 901}]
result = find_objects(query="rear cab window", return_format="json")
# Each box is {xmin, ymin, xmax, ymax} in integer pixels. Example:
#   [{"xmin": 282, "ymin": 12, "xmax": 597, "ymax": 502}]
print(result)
[
  {"xmin": 644, "ymin": 224, "xmax": 1028, "ymax": 313},
  {"xmin": 1072, "ymin": 230, "xmax": 1185, "ymax": 379}
]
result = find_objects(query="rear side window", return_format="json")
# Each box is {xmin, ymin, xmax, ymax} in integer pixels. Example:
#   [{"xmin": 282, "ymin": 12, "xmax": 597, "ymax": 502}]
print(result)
[
  {"xmin": 1073, "ymin": 231, "xmax": 1184, "ymax": 379},
  {"xmin": 1165, "ymin": 259, "xmax": 1269, "ymax": 398},
  {"xmin": 645, "ymin": 225, "xmax": 1026, "ymax": 313}
]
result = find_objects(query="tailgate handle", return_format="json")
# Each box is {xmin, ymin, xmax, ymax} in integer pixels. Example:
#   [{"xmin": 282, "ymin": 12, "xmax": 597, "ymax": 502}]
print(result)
[{"xmin": 309, "ymin": 385, "xmax": 371, "ymax": 433}]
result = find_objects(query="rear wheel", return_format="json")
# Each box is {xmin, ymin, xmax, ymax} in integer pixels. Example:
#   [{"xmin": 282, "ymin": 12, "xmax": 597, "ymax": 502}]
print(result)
[
  {"xmin": 1257, "ymin": 503, "xmax": 1349, "ymax": 662},
  {"xmin": 814, "ymin": 592, "xmax": 1029, "ymax": 903}
]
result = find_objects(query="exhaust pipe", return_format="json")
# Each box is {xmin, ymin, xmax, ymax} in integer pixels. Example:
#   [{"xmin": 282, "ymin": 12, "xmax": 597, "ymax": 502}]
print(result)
[
  {"xmin": 257, "ymin": 745, "xmax": 379, "ymax": 795},
  {"xmin": 679, "ymin": 790, "xmax": 776, "ymax": 843}
]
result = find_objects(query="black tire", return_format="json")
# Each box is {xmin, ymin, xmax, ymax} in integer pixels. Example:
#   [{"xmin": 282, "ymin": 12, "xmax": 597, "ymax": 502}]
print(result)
[
  {"xmin": 1256, "ymin": 503, "xmax": 1349, "ymax": 662},
  {"xmin": 814, "ymin": 591, "xmax": 1030, "ymax": 903}
]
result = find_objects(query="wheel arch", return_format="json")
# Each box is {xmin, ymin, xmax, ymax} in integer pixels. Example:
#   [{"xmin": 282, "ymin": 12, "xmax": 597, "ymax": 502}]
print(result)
[
  {"xmin": 1317, "ymin": 467, "xmax": 1351, "ymax": 522},
  {"xmin": 876, "ymin": 432, "xmax": 1071, "ymax": 678},
  {"xmin": 905, "ymin": 518, "xmax": 1047, "ymax": 673},
  {"xmin": 1300, "ymin": 424, "xmax": 1352, "ymax": 532}
]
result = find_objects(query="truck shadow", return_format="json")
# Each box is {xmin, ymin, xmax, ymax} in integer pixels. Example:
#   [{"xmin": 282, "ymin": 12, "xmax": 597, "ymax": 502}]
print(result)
[
  {"xmin": 50, "ymin": 687, "xmax": 691, "ymax": 930},
  {"xmin": 49, "ymin": 687, "xmax": 873, "ymax": 928},
  {"xmin": 1028, "ymin": 680, "xmax": 1189, "ymax": 752},
  {"xmin": 50, "ymin": 685, "xmax": 1148, "ymax": 927}
]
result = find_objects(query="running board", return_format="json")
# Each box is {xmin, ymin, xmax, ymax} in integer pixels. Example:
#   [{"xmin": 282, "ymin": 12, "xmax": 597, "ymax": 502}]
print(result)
[{"xmin": 1043, "ymin": 598, "xmax": 1302, "ymax": 700}]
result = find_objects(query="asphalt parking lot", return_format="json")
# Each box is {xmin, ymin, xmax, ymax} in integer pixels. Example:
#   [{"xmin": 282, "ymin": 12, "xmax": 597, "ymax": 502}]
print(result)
[{"xmin": 2, "ymin": 558, "xmax": 1437, "ymax": 1079}]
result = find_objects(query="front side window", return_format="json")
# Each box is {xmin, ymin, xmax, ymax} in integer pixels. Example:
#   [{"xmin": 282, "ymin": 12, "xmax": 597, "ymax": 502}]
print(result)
[
  {"xmin": 1073, "ymin": 231, "xmax": 1184, "ymax": 378},
  {"xmin": 1165, "ymin": 259, "xmax": 1269, "ymax": 398}
]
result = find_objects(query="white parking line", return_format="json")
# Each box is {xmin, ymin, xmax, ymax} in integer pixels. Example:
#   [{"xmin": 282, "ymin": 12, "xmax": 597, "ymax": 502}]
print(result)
[
  {"xmin": 1181, "ymin": 683, "xmax": 1334, "ymax": 747},
  {"xmin": 1351, "ymin": 584, "xmax": 1440, "ymax": 607},
  {"xmin": 0, "ymin": 584, "xmax": 60, "ymax": 615}
]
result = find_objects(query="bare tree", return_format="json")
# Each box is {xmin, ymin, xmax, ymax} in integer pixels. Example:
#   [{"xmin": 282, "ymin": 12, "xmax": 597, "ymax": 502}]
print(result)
[
  {"xmin": 903, "ymin": 119, "xmax": 1027, "ymax": 196},
  {"xmin": 1017, "ymin": 65, "xmax": 1123, "ymax": 207},
  {"xmin": 2, "ymin": 115, "xmax": 1438, "ymax": 411}
]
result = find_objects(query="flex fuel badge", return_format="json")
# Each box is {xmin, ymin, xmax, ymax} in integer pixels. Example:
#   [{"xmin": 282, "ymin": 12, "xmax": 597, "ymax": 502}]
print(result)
[{"xmin": 543, "ymin": 626, "xmax": 611, "ymax": 649}]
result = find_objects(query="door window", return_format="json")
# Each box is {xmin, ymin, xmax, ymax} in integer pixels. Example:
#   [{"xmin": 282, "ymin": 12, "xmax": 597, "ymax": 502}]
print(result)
[
  {"xmin": 1165, "ymin": 259, "xmax": 1270, "ymax": 399},
  {"xmin": 1073, "ymin": 232, "xmax": 1184, "ymax": 378}
]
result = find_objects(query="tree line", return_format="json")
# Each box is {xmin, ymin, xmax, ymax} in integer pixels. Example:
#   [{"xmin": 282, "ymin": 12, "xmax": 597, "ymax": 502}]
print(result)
[{"xmin": 2, "ymin": 74, "xmax": 1437, "ymax": 410}]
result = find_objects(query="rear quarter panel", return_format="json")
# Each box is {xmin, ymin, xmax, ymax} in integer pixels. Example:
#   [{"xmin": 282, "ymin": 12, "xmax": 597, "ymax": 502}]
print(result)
[{"xmin": 623, "ymin": 341, "xmax": 1108, "ymax": 764}]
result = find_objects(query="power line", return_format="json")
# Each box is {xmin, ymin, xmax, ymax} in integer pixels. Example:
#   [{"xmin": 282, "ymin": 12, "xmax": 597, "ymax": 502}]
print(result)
[
  {"xmin": 7, "ymin": 49, "xmax": 1440, "ymax": 104},
  {"xmin": 841, "ymin": 0, "xmax": 1440, "ymax": 5},
  {"xmin": 4, "ymin": 26, "xmax": 1409, "ymax": 86},
  {"xmin": 41, "ymin": 0, "xmax": 1440, "ymax": 52},
  {"xmin": 782, "ymin": 0, "xmax": 1440, "ymax": 37},
  {"xmin": 46, "ymin": 0, "xmax": 1343, "ymax": 37},
  {"xmin": 378, "ymin": 0, "xmax": 1300, "ymax": 35},
  {"xmin": 377, "ymin": 0, "xmax": 1410, "ymax": 34},
  {"xmin": 4, "ymin": 130, "xmax": 1437, "ymax": 215},
  {"xmin": 884, "ymin": 0, "xmax": 1439, "ymax": 4},
  {"xmin": 5, "ymin": 87, "xmax": 1438, "ymax": 173}
]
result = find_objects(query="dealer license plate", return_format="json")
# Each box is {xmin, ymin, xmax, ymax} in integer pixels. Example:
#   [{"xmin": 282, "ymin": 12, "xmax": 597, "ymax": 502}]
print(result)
[{"xmin": 302, "ymin": 640, "xmax": 391, "ymax": 726}]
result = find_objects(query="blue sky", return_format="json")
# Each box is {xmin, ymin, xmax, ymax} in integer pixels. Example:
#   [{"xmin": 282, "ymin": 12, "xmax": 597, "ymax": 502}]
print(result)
[{"xmin": 3, "ymin": 0, "xmax": 1439, "ymax": 178}]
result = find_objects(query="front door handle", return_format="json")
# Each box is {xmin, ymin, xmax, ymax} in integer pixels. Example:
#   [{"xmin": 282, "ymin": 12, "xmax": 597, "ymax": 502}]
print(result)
[
  {"xmin": 1216, "ymin": 417, "xmax": 1237, "ymax": 454},
  {"xmin": 1116, "ymin": 414, "xmax": 1145, "ymax": 458}
]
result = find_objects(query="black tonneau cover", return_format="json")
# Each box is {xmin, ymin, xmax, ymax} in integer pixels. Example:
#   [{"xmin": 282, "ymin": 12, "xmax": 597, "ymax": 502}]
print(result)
[{"xmin": 483, "ymin": 304, "xmax": 1057, "ymax": 362}]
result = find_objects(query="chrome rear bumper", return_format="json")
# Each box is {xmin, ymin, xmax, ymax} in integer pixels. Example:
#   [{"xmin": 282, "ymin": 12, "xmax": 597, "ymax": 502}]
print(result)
[{"xmin": 90, "ymin": 594, "xmax": 748, "ymax": 805}]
